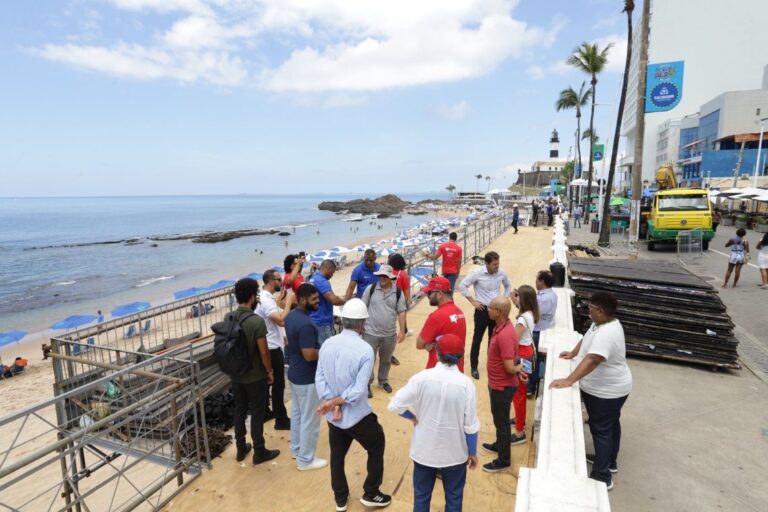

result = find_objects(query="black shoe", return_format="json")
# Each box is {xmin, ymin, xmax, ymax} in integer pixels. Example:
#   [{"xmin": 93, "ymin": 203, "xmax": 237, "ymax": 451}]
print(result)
[
  {"xmin": 482, "ymin": 459, "xmax": 510, "ymax": 473},
  {"xmin": 390, "ymin": 356, "xmax": 400, "ymax": 366},
  {"xmin": 471, "ymin": 368, "xmax": 480, "ymax": 380},
  {"xmin": 368, "ymin": 385, "xmax": 373, "ymax": 398},
  {"xmin": 236, "ymin": 443, "xmax": 252, "ymax": 462},
  {"xmin": 335, "ymin": 496, "xmax": 348, "ymax": 512},
  {"xmin": 481, "ymin": 442, "xmax": 498, "ymax": 454},
  {"xmin": 586, "ymin": 455, "xmax": 618, "ymax": 473},
  {"xmin": 252, "ymin": 448, "xmax": 280, "ymax": 465},
  {"xmin": 380, "ymin": 383, "xmax": 393, "ymax": 393},
  {"xmin": 510, "ymin": 432, "xmax": 527, "ymax": 446},
  {"xmin": 263, "ymin": 410, "xmax": 275, "ymax": 423},
  {"xmin": 274, "ymin": 419, "xmax": 291, "ymax": 430},
  {"xmin": 360, "ymin": 491, "xmax": 391, "ymax": 508}
]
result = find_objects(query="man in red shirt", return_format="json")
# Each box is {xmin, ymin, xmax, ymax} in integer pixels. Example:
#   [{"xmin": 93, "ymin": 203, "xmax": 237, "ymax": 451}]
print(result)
[
  {"xmin": 482, "ymin": 296, "xmax": 524, "ymax": 473},
  {"xmin": 416, "ymin": 277, "xmax": 466, "ymax": 372},
  {"xmin": 426, "ymin": 232, "xmax": 463, "ymax": 292}
]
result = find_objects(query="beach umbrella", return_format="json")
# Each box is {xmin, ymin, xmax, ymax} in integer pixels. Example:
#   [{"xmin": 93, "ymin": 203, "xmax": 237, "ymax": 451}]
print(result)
[
  {"xmin": 410, "ymin": 266, "xmax": 435, "ymax": 277},
  {"xmin": 111, "ymin": 301, "xmax": 152, "ymax": 318},
  {"xmin": 309, "ymin": 254, "xmax": 325, "ymax": 262},
  {"xmin": 51, "ymin": 315, "xmax": 98, "ymax": 330},
  {"xmin": 173, "ymin": 287, "xmax": 207, "ymax": 300},
  {"xmin": 376, "ymin": 248, "xmax": 396, "ymax": 257},
  {"xmin": 609, "ymin": 197, "xmax": 631, "ymax": 207},
  {"xmin": 272, "ymin": 266, "xmax": 283, "ymax": 272},
  {"xmin": 753, "ymin": 193, "xmax": 768, "ymax": 202},
  {"xmin": 331, "ymin": 246, "xmax": 352, "ymax": 253},
  {"xmin": 0, "ymin": 330, "xmax": 26, "ymax": 348},
  {"xmin": 241, "ymin": 272, "xmax": 263, "ymax": 280},
  {"xmin": 205, "ymin": 279, "xmax": 236, "ymax": 291}
]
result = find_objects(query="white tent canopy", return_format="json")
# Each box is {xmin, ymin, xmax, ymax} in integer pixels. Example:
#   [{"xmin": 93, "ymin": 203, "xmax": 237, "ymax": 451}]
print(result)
[{"xmin": 570, "ymin": 178, "xmax": 588, "ymax": 186}]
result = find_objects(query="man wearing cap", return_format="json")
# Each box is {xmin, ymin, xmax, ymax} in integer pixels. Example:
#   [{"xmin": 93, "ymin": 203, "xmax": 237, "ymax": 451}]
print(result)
[
  {"xmin": 482, "ymin": 296, "xmax": 524, "ymax": 473},
  {"xmin": 362, "ymin": 264, "xmax": 408, "ymax": 396},
  {"xmin": 511, "ymin": 204, "xmax": 520, "ymax": 234},
  {"xmin": 388, "ymin": 333, "xmax": 479, "ymax": 512},
  {"xmin": 425, "ymin": 232, "xmax": 463, "ymax": 292},
  {"xmin": 417, "ymin": 277, "xmax": 466, "ymax": 373},
  {"xmin": 345, "ymin": 249, "xmax": 381, "ymax": 300},
  {"xmin": 459, "ymin": 251, "xmax": 512, "ymax": 380},
  {"xmin": 316, "ymin": 298, "xmax": 391, "ymax": 511}
]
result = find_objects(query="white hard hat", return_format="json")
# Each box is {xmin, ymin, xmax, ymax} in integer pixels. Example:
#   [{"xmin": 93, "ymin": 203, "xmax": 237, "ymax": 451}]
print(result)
[{"xmin": 341, "ymin": 298, "xmax": 369, "ymax": 319}]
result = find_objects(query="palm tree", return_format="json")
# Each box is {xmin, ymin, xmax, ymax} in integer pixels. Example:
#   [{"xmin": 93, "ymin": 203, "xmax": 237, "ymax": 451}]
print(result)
[
  {"xmin": 485, "ymin": 176, "xmax": 492, "ymax": 192},
  {"xmin": 599, "ymin": 1, "xmax": 635, "ymax": 246},
  {"xmin": 556, "ymin": 81, "xmax": 591, "ymax": 209},
  {"xmin": 581, "ymin": 128, "xmax": 599, "ymax": 143},
  {"xmin": 567, "ymin": 42, "xmax": 613, "ymax": 221},
  {"xmin": 446, "ymin": 184, "xmax": 456, "ymax": 200},
  {"xmin": 474, "ymin": 174, "xmax": 483, "ymax": 195}
]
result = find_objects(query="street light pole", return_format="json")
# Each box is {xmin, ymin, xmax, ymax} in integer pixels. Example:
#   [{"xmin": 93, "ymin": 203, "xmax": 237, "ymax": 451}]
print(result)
[{"xmin": 754, "ymin": 117, "xmax": 768, "ymax": 187}]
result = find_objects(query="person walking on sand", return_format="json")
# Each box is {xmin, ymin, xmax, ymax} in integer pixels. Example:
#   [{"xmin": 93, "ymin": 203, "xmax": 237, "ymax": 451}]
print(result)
[
  {"xmin": 723, "ymin": 228, "xmax": 750, "ymax": 288},
  {"xmin": 509, "ymin": 285, "xmax": 539, "ymax": 446},
  {"xmin": 459, "ymin": 251, "xmax": 512, "ymax": 380},
  {"xmin": 511, "ymin": 205, "xmax": 520, "ymax": 234},
  {"xmin": 346, "ymin": 249, "xmax": 381, "ymax": 300},
  {"xmin": 426, "ymin": 232, "xmax": 463, "ymax": 292},
  {"xmin": 316, "ymin": 299, "xmax": 391, "ymax": 511},
  {"xmin": 309, "ymin": 260, "xmax": 346, "ymax": 345},
  {"xmin": 416, "ymin": 277, "xmax": 466, "ymax": 373},
  {"xmin": 388, "ymin": 333, "xmax": 479, "ymax": 512},
  {"xmin": 255, "ymin": 269, "xmax": 293, "ymax": 430},
  {"xmin": 757, "ymin": 232, "xmax": 768, "ymax": 289}
]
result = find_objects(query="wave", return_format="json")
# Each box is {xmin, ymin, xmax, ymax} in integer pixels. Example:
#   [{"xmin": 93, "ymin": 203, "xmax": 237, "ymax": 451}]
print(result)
[
  {"xmin": 136, "ymin": 275, "xmax": 175, "ymax": 288},
  {"xmin": 54, "ymin": 280, "xmax": 76, "ymax": 286}
]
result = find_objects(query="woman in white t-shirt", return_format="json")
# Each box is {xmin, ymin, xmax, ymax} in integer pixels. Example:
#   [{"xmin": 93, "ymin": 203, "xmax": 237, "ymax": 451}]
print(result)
[
  {"xmin": 549, "ymin": 291, "xmax": 632, "ymax": 491},
  {"xmin": 510, "ymin": 285, "xmax": 539, "ymax": 445}
]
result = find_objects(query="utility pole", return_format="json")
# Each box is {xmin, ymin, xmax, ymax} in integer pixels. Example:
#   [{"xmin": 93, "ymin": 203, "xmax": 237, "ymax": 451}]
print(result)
[{"xmin": 629, "ymin": 0, "xmax": 651, "ymax": 258}]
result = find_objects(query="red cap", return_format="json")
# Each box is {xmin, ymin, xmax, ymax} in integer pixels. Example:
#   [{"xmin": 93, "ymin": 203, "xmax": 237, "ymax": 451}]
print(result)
[
  {"xmin": 422, "ymin": 276, "xmax": 451, "ymax": 293},
  {"xmin": 436, "ymin": 334, "xmax": 464, "ymax": 356}
]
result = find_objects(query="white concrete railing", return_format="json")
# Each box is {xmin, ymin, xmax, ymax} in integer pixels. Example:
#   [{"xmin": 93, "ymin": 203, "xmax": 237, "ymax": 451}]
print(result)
[{"xmin": 515, "ymin": 216, "xmax": 611, "ymax": 512}]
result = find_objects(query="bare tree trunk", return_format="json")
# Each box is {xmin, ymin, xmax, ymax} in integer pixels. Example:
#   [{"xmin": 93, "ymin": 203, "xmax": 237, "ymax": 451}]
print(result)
[
  {"xmin": 576, "ymin": 113, "xmax": 583, "ymax": 207},
  {"xmin": 584, "ymin": 79, "xmax": 597, "ymax": 222},
  {"xmin": 598, "ymin": 4, "xmax": 634, "ymax": 246}
]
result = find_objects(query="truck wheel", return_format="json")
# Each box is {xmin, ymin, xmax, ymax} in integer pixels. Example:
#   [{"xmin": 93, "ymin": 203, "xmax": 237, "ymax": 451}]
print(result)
[
  {"xmin": 703, "ymin": 240, "xmax": 709, "ymax": 251},
  {"xmin": 648, "ymin": 240, "xmax": 655, "ymax": 251}
]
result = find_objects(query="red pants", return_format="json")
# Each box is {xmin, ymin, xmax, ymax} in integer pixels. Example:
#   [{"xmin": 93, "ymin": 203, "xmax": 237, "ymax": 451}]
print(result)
[{"xmin": 513, "ymin": 344, "xmax": 535, "ymax": 432}]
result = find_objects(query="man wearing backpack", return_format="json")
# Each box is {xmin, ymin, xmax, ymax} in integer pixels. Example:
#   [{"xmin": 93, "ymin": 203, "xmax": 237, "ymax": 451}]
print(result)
[
  {"xmin": 362, "ymin": 264, "xmax": 407, "ymax": 398},
  {"xmin": 228, "ymin": 278, "xmax": 280, "ymax": 465}
]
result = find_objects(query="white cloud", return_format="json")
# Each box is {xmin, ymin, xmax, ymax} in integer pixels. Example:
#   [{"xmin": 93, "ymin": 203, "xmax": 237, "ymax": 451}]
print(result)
[
  {"xmin": 592, "ymin": 15, "xmax": 619, "ymax": 30},
  {"xmin": 36, "ymin": 0, "xmax": 559, "ymax": 93},
  {"xmin": 435, "ymin": 100, "xmax": 471, "ymax": 121},
  {"xmin": 527, "ymin": 60, "xmax": 570, "ymax": 80}
]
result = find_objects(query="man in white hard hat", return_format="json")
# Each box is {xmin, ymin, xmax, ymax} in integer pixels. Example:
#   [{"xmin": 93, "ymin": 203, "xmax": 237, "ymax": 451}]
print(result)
[{"xmin": 316, "ymin": 298, "xmax": 391, "ymax": 511}]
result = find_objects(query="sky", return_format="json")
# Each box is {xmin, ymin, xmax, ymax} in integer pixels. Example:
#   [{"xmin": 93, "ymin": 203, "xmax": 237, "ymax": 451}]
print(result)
[{"xmin": 0, "ymin": 0, "xmax": 630, "ymax": 197}]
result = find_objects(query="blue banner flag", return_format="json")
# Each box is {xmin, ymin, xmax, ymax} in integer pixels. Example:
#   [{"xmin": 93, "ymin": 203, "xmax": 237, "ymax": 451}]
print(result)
[{"xmin": 645, "ymin": 61, "xmax": 684, "ymax": 113}]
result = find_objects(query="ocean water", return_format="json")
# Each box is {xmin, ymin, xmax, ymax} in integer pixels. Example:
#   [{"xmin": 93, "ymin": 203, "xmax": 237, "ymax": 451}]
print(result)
[{"xmin": 0, "ymin": 193, "xmax": 438, "ymax": 332}]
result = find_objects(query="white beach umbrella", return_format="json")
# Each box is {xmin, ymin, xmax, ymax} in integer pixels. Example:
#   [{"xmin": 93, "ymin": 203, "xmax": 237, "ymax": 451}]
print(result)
[{"xmin": 753, "ymin": 193, "xmax": 768, "ymax": 202}]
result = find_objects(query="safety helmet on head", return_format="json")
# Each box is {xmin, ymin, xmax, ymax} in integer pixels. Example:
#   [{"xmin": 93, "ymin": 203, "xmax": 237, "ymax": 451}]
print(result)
[{"xmin": 341, "ymin": 298, "xmax": 369, "ymax": 319}]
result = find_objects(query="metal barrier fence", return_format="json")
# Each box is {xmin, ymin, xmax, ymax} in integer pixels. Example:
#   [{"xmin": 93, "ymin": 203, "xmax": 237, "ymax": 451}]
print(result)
[
  {"xmin": 677, "ymin": 228, "xmax": 704, "ymax": 260},
  {"xmin": 0, "ymin": 342, "xmax": 207, "ymax": 512}
]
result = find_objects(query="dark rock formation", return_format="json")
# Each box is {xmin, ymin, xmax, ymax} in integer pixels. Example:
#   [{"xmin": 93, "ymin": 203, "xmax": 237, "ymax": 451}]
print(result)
[{"xmin": 318, "ymin": 194, "xmax": 410, "ymax": 216}]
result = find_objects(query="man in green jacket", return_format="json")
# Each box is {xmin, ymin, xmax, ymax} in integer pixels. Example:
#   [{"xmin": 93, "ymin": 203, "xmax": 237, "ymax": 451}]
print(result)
[{"xmin": 231, "ymin": 278, "xmax": 281, "ymax": 465}]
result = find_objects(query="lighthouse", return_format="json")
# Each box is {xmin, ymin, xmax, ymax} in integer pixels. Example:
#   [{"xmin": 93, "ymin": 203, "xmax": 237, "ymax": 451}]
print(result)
[{"xmin": 549, "ymin": 129, "xmax": 560, "ymax": 158}]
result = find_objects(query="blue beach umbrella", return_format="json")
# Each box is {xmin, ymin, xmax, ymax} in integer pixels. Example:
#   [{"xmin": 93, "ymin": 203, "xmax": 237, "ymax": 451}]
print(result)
[
  {"xmin": 242, "ymin": 272, "xmax": 263, "ymax": 280},
  {"xmin": 174, "ymin": 287, "xmax": 207, "ymax": 300},
  {"xmin": 309, "ymin": 254, "xmax": 325, "ymax": 262},
  {"xmin": 410, "ymin": 266, "xmax": 435, "ymax": 277},
  {"xmin": 377, "ymin": 248, "xmax": 396, "ymax": 257},
  {"xmin": 205, "ymin": 279, "xmax": 236, "ymax": 291},
  {"xmin": 50, "ymin": 315, "xmax": 98, "ymax": 330},
  {"xmin": 111, "ymin": 301, "xmax": 152, "ymax": 318},
  {"xmin": 0, "ymin": 330, "xmax": 26, "ymax": 348}
]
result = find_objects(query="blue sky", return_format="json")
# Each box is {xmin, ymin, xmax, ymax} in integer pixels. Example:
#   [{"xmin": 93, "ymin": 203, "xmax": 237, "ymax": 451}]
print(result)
[{"xmin": 1, "ymin": 0, "xmax": 629, "ymax": 197}]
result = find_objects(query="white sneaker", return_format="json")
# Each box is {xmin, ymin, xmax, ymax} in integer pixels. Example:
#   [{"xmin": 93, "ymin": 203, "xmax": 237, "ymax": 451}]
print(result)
[{"xmin": 297, "ymin": 457, "xmax": 327, "ymax": 471}]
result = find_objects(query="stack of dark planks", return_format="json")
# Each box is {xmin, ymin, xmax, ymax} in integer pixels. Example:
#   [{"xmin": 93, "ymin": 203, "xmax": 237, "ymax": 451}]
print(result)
[{"xmin": 569, "ymin": 258, "xmax": 740, "ymax": 369}]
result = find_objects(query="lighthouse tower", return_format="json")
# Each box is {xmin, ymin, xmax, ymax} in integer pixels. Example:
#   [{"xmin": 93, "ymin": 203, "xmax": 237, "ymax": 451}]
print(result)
[{"xmin": 549, "ymin": 129, "xmax": 560, "ymax": 158}]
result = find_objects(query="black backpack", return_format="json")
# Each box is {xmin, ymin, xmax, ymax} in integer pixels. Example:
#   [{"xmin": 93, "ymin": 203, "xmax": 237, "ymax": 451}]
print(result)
[
  {"xmin": 365, "ymin": 281, "xmax": 402, "ymax": 305},
  {"xmin": 212, "ymin": 311, "xmax": 255, "ymax": 376}
]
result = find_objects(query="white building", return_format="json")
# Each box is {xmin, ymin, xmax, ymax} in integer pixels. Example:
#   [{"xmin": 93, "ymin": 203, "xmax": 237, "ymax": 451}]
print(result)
[
  {"xmin": 621, "ymin": 0, "xmax": 768, "ymax": 186},
  {"xmin": 655, "ymin": 118, "xmax": 680, "ymax": 168}
]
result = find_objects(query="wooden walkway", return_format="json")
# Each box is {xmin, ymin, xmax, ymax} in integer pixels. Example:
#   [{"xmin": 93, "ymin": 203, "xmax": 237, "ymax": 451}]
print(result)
[{"xmin": 164, "ymin": 224, "xmax": 554, "ymax": 511}]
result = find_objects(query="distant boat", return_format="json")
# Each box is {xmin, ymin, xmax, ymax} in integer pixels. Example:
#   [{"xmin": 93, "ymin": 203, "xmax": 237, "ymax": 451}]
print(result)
[
  {"xmin": 342, "ymin": 214, "xmax": 365, "ymax": 222},
  {"xmin": 278, "ymin": 231, "xmax": 291, "ymax": 236}
]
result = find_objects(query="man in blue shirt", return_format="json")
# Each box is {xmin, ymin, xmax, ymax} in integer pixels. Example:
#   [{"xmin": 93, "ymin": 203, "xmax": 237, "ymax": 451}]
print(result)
[
  {"xmin": 309, "ymin": 260, "xmax": 347, "ymax": 345},
  {"xmin": 316, "ymin": 298, "xmax": 391, "ymax": 511},
  {"xmin": 345, "ymin": 249, "xmax": 381, "ymax": 300},
  {"xmin": 285, "ymin": 283, "xmax": 326, "ymax": 471}
]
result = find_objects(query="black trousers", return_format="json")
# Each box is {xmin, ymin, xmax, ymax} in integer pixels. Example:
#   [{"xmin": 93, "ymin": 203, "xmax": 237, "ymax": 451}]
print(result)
[
  {"xmin": 328, "ymin": 413, "xmax": 385, "ymax": 501},
  {"xmin": 470, "ymin": 307, "xmax": 493, "ymax": 370},
  {"xmin": 489, "ymin": 386, "xmax": 516, "ymax": 466},
  {"xmin": 582, "ymin": 391, "xmax": 629, "ymax": 484},
  {"xmin": 266, "ymin": 348, "xmax": 288, "ymax": 422},
  {"xmin": 232, "ymin": 378, "xmax": 267, "ymax": 452}
]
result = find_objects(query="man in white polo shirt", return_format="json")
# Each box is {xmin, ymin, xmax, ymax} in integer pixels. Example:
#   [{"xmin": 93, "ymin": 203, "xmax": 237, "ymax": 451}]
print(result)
[{"xmin": 550, "ymin": 291, "xmax": 632, "ymax": 491}]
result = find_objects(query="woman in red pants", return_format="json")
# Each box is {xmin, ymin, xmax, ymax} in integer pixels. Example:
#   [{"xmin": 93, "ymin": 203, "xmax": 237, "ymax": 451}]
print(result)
[{"xmin": 510, "ymin": 285, "xmax": 539, "ymax": 445}]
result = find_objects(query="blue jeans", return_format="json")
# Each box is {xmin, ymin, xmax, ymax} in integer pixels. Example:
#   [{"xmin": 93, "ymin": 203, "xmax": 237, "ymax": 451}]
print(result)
[
  {"xmin": 289, "ymin": 381, "xmax": 322, "ymax": 466},
  {"xmin": 316, "ymin": 324, "xmax": 334, "ymax": 346},
  {"xmin": 443, "ymin": 273, "xmax": 458, "ymax": 293},
  {"xmin": 413, "ymin": 461, "xmax": 467, "ymax": 512}
]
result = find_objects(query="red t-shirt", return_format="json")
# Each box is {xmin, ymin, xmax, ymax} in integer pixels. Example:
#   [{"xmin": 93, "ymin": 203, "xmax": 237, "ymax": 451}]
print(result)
[
  {"xmin": 392, "ymin": 269, "xmax": 409, "ymax": 293},
  {"xmin": 283, "ymin": 273, "xmax": 304, "ymax": 293},
  {"xmin": 437, "ymin": 242, "xmax": 462, "ymax": 274},
  {"xmin": 419, "ymin": 301, "xmax": 466, "ymax": 372},
  {"xmin": 487, "ymin": 319, "xmax": 520, "ymax": 390}
]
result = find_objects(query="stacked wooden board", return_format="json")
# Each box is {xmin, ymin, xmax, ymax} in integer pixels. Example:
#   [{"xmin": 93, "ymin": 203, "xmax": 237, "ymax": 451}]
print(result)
[{"xmin": 568, "ymin": 258, "xmax": 740, "ymax": 369}]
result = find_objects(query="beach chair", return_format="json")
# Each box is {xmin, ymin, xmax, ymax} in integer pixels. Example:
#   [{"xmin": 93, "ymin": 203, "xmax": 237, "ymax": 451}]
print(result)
[
  {"xmin": 141, "ymin": 319, "xmax": 151, "ymax": 333},
  {"xmin": 87, "ymin": 337, "xmax": 95, "ymax": 351},
  {"xmin": 123, "ymin": 324, "xmax": 136, "ymax": 338},
  {"xmin": 72, "ymin": 344, "xmax": 82, "ymax": 356}
]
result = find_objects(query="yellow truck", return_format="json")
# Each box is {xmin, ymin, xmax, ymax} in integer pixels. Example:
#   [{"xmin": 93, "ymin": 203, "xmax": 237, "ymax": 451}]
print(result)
[{"xmin": 640, "ymin": 165, "xmax": 714, "ymax": 251}]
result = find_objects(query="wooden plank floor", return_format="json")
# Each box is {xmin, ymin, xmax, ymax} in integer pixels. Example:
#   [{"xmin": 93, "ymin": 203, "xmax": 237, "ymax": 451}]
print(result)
[{"xmin": 164, "ymin": 224, "xmax": 553, "ymax": 511}]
